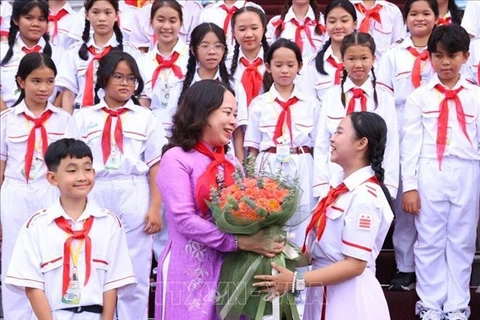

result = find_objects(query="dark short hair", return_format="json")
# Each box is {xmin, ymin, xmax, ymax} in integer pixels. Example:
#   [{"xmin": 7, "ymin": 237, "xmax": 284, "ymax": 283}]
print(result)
[
  {"xmin": 428, "ymin": 24, "xmax": 470, "ymax": 54},
  {"xmin": 45, "ymin": 138, "xmax": 93, "ymax": 172}
]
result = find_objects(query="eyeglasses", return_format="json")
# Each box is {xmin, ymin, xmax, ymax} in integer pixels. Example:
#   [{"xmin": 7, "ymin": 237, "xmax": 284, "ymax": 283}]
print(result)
[
  {"xmin": 197, "ymin": 43, "xmax": 226, "ymax": 52},
  {"xmin": 110, "ymin": 73, "xmax": 137, "ymax": 85}
]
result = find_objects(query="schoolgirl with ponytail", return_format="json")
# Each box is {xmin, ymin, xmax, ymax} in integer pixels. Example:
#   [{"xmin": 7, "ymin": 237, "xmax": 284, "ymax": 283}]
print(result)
[
  {"xmin": 313, "ymin": 31, "xmax": 399, "ymax": 206},
  {"xmin": 298, "ymin": 0, "xmax": 357, "ymax": 103},
  {"xmin": 69, "ymin": 51, "xmax": 166, "ymax": 320},
  {"xmin": 229, "ymin": 6, "xmax": 269, "ymax": 161},
  {"xmin": 266, "ymin": 0, "xmax": 326, "ymax": 60},
  {"xmin": 56, "ymin": 0, "xmax": 140, "ymax": 114},
  {"xmin": 0, "ymin": 0, "xmax": 63, "ymax": 109},
  {"xmin": 0, "ymin": 52, "xmax": 75, "ymax": 320},
  {"xmin": 253, "ymin": 112, "xmax": 394, "ymax": 320}
]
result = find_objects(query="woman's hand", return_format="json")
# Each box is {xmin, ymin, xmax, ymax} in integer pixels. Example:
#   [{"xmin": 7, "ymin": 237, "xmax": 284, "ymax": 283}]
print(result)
[
  {"xmin": 143, "ymin": 206, "xmax": 162, "ymax": 235},
  {"xmin": 253, "ymin": 262, "xmax": 294, "ymax": 299},
  {"xmin": 237, "ymin": 229, "xmax": 285, "ymax": 258}
]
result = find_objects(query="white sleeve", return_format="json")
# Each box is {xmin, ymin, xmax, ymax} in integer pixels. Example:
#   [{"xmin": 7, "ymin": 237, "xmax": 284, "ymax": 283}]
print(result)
[
  {"xmin": 376, "ymin": 49, "xmax": 394, "ymax": 92},
  {"xmin": 266, "ymin": 16, "xmax": 280, "ymax": 45},
  {"xmin": 380, "ymin": 92, "xmax": 399, "ymax": 199},
  {"xmin": 400, "ymin": 93, "xmax": 423, "ymax": 192},
  {"xmin": 243, "ymin": 99, "xmax": 262, "ymax": 150},
  {"xmin": 144, "ymin": 115, "xmax": 166, "ymax": 167},
  {"xmin": 312, "ymin": 91, "xmax": 333, "ymax": 199},
  {"xmin": 55, "ymin": 47, "xmax": 80, "ymax": 94},
  {"xmin": 390, "ymin": 5, "xmax": 405, "ymax": 43},
  {"xmin": 5, "ymin": 224, "xmax": 44, "ymax": 292},
  {"xmin": 129, "ymin": 9, "xmax": 150, "ymax": 49},
  {"xmin": 461, "ymin": 2, "xmax": 480, "ymax": 37},
  {"xmin": 104, "ymin": 219, "xmax": 136, "ymax": 292},
  {"xmin": 0, "ymin": 110, "xmax": 11, "ymax": 161},
  {"xmin": 64, "ymin": 115, "xmax": 80, "ymax": 139}
]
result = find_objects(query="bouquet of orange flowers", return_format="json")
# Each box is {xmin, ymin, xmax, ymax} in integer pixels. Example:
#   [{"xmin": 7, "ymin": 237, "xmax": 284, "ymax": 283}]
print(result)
[{"xmin": 208, "ymin": 162, "xmax": 301, "ymax": 320}]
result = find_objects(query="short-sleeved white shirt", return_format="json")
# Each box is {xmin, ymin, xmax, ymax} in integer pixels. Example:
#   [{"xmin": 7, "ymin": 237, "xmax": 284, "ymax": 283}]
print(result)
[
  {"xmin": 48, "ymin": 2, "xmax": 78, "ymax": 50},
  {"xmin": 139, "ymin": 38, "xmax": 189, "ymax": 132},
  {"xmin": 68, "ymin": 99, "xmax": 166, "ymax": 178},
  {"xmin": 465, "ymin": 36, "xmax": 480, "ymax": 85},
  {"xmin": 0, "ymin": 101, "xmax": 76, "ymax": 183},
  {"xmin": 55, "ymin": 35, "xmax": 141, "ymax": 108},
  {"xmin": 266, "ymin": 6, "xmax": 325, "ymax": 60},
  {"xmin": 6, "ymin": 198, "xmax": 136, "ymax": 317},
  {"xmin": 313, "ymin": 77, "xmax": 399, "ymax": 199},
  {"xmin": 350, "ymin": 0, "xmax": 405, "ymax": 62},
  {"xmin": 0, "ymin": 1, "xmax": 12, "ymax": 37},
  {"xmin": 129, "ymin": 1, "xmax": 203, "ymax": 49},
  {"xmin": 244, "ymin": 84, "xmax": 320, "ymax": 151},
  {"xmin": 308, "ymin": 166, "xmax": 394, "ymax": 267},
  {"xmin": 0, "ymin": 37, "xmax": 64, "ymax": 108}
]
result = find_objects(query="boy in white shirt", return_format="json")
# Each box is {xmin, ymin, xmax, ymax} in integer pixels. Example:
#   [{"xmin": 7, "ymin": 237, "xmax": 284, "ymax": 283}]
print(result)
[{"xmin": 6, "ymin": 138, "xmax": 136, "ymax": 319}]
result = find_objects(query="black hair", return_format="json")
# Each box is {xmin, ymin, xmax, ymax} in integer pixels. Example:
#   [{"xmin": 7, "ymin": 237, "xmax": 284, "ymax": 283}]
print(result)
[
  {"xmin": 275, "ymin": 0, "xmax": 324, "ymax": 38},
  {"xmin": 427, "ymin": 24, "xmax": 470, "ymax": 55},
  {"xmin": 314, "ymin": 0, "xmax": 357, "ymax": 75},
  {"xmin": 164, "ymin": 79, "xmax": 235, "ymax": 154},
  {"xmin": 349, "ymin": 112, "xmax": 394, "ymax": 213},
  {"xmin": 339, "ymin": 32, "xmax": 378, "ymax": 108},
  {"xmin": 403, "ymin": 0, "xmax": 439, "ymax": 21},
  {"xmin": 178, "ymin": 23, "xmax": 232, "ymax": 106},
  {"xmin": 230, "ymin": 6, "xmax": 269, "ymax": 76},
  {"xmin": 447, "ymin": 0, "xmax": 463, "ymax": 25},
  {"xmin": 150, "ymin": 0, "xmax": 183, "ymax": 24},
  {"xmin": 45, "ymin": 138, "xmax": 93, "ymax": 172},
  {"xmin": 12, "ymin": 52, "xmax": 57, "ymax": 107},
  {"xmin": 263, "ymin": 38, "xmax": 302, "ymax": 91},
  {"xmin": 1, "ymin": 0, "xmax": 52, "ymax": 66},
  {"xmin": 93, "ymin": 51, "xmax": 144, "ymax": 105},
  {"xmin": 78, "ymin": 0, "xmax": 122, "ymax": 61}
]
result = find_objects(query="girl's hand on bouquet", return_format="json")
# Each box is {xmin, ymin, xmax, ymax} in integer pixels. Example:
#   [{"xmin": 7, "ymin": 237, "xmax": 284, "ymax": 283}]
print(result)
[
  {"xmin": 237, "ymin": 229, "xmax": 284, "ymax": 258},
  {"xmin": 253, "ymin": 262, "xmax": 294, "ymax": 299}
]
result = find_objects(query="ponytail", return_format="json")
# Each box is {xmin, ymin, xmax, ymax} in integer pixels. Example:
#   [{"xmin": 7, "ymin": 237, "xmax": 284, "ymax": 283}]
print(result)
[
  {"xmin": 371, "ymin": 143, "xmax": 394, "ymax": 213},
  {"xmin": 78, "ymin": 18, "xmax": 91, "ymax": 61},
  {"xmin": 314, "ymin": 38, "xmax": 332, "ymax": 75},
  {"xmin": 1, "ymin": 21, "xmax": 18, "ymax": 65},
  {"xmin": 371, "ymin": 65, "xmax": 378, "ymax": 108}
]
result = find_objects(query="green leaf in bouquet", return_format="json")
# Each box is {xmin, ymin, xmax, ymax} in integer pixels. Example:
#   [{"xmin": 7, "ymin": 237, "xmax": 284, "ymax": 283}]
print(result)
[
  {"xmin": 256, "ymin": 176, "xmax": 264, "ymax": 189},
  {"xmin": 256, "ymin": 208, "xmax": 267, "ymax": 218},
  {"xmin": 242, "ymin": 197, "xmax": 257, "ymax": 209}
]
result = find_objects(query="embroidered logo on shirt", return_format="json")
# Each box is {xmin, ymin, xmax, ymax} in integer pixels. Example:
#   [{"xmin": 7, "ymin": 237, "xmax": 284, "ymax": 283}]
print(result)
[{"xmin": 358, "ymin": 213, "xmax": 372, "ymax": 231}]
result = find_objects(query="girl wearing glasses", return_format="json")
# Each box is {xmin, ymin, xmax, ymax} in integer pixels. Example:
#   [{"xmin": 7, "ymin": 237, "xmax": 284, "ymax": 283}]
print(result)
[{"xmin": 67, "ymin": 51, "xmax": 167, "ymax": 320}]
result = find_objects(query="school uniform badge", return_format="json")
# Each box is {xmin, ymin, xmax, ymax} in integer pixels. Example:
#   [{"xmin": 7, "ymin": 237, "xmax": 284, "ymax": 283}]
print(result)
[{"xmin": 358, "ymin": 213, "xmax": 372, "ymax": 231}]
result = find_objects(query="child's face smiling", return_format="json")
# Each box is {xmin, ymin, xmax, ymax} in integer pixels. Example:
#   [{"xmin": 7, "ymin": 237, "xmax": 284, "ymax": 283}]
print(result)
[
  {"xmin": 406, "ymin": 1, "xmax": 437, "ymax": 38},
  {"xmin": 48, "ymin": 156, "xmax": 95, "ymax": 201},
  {"xmin": 233, "ymin": 11, "xmax": 264, "ymax": 55},
  {"xmin": 151, "ymin": 6, "xmax": 182, "ymax": 48},
  {"xmin": 17, "ymin": 66, "xmax": 55, "ymax": 110},
  {"xmin": 343, "ymin": 44, "xmax": 375, "ymax": 86},
  {"xmin": 16, "ymin": 7, "xmax": 48, "ymax": 47}
]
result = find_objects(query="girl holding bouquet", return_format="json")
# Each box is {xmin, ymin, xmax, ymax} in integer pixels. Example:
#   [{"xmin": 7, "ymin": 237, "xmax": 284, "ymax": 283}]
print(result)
[
  {"xmin": 244, "ymin": 38, "xmax": 320, "ymax": 247},
  {"xmin": 155, "ymin": 80, "xmax": 283, "ymax": 320},
  {"xmin": 254, "ymin": 112, "xmax": 394, "ymax": 320}
]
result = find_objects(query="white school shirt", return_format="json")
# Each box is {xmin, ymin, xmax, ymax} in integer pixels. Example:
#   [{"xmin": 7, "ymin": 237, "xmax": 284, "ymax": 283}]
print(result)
[
  {"xmin": 400, "ymin": 74, "xmax": 480, "ymax": 192},
  {"xmin": 461, "ymin": 2, "xmax": 480, "ymax": 37},
  {"xmin": 313, "ymin": 77, "xmax": 399, "ymax": 199},
  {"xmin": 67, "ymin": 1, "xmax": 137, "ymax": 43},
  {"xmin": 48, "ymin": 2, "xmax": 77, "ymax": 50},
  {"xmin": 5, "ymin": 199, "xmax": 136, "ymax": 318},
  {"xmin": 139, "ymin": 38, "xmax": 189, "ymax": 132},
  {"xmin": 130, "ymin": 1, "xmax": 202, "ymax": 50},
  {"xmin": 244, "ymin": 84, "xmax": 320, "ymax": 152},
  {"xmin": 266, "ymin": 6, "xmax": 325, "ymax": 60},
  {"xmin": 0, "ymin": 1, "xmax": 12, "ymax": 37},
  {"xmin": 376, "ymin": 36, "xmax": 436, "ymax": 110},
  {"xmin": 232, "ymin": 47, "xmax": 266, "ymax": 127},
  {"xmin": 308, "ymin": 166, "xmax": 393, "ymax": 267},
  {"xmin": 350, "ymin": 0, "xmax": 404, "ymax": 62},
  {"xmin": 0, "ymin": 101, "xmax": 76, "ymax": 183},
  {"xmin": 464, "ymin": 36, "xmax": 480, "ymax": 85},
  {"xmin": 0, "ymin": 37, "xmax": 64, "ymax": 108},
  {"xmin": 199, "ymin": 1, "xmax": 264, "ymax": 61},
  {"xmin": 297, "ymin": 46, "xmax": 343, "ymax": 105},
  {"xmin": 69, "ymin": 99, "xmax": 166, "ymax": 179},
  {"xmin": 55, "ymin": 35, "xmax": 141, "ymax": 108}
]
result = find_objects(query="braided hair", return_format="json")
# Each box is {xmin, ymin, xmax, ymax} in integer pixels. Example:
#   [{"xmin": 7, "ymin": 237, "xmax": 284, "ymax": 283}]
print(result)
[
  {"xmin": 230, "ymin": 6, "xmax": 269, "ymax": 76},
  {"xmin": 78, "ymin": 0, "xmax": 122, "ymax": 61},
  {"xmin": 339, "ymin": 32, "xmax": 378, "ymax": 108},
  {"xmin": 350, "ymin": 112, "xmax": 394, "ymax": 213},
  {"xmin": 1, "ymin": 0, "xmax": 52, "ymax": 66},
  {"xmin": 93, "ymin": 51, "xmax": 144, "ymax": 106},
  {"xmin": 314, "ymin": 0, "xmax": 357, "ymax": 75},
  {"xmin": 178, "ymin": 23, "xmax": 232, "ymax": 106}
]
